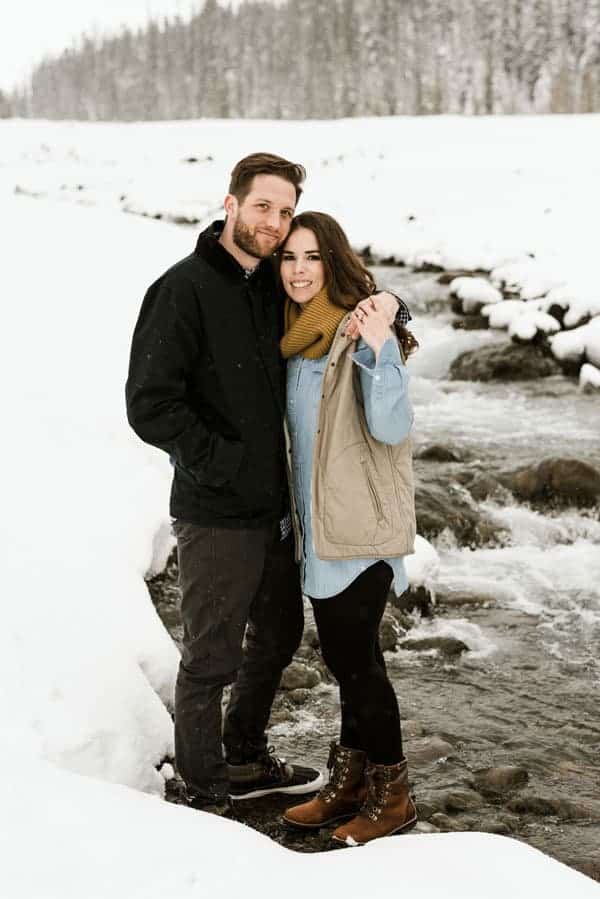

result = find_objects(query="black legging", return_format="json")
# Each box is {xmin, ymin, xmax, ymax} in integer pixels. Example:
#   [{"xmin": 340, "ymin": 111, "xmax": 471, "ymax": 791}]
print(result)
[{"xmin": 309, "ymin": 561, "xmax": 403, "ymax": 765}]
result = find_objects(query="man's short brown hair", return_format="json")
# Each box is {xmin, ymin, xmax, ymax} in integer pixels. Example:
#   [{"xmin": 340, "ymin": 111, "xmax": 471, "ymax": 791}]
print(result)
[{"xmin": 228, "ymin": 153, "xmax": 306, "ymax": 204}]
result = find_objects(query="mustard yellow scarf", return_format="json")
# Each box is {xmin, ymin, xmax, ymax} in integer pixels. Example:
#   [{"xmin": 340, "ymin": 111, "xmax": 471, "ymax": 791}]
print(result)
[{"xmin": 280, "ymin": 288, "xmax": 348, "ymax": 360}]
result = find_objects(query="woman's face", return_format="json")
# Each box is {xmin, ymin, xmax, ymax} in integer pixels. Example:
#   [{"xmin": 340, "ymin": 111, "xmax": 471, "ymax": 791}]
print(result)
[{"xmin": 280, "ymin": 227, "xmax": 326, "ymax": 304}]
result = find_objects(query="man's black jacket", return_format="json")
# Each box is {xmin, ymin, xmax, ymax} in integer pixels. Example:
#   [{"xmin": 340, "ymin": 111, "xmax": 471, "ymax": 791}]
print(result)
[{"xmin": 126, "ymin": 221, "xmax": 287, "ymax": 527}]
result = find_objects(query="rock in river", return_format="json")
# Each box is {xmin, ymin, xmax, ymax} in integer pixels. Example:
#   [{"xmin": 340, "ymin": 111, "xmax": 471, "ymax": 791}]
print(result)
[
  {"xmin": 379, "ymin": 612, "xmax": 400, "ymax": 652},
  {"xmin": 503, "ymin": 457, "xmax": 600, "ymax": 506},
  {"xmin": 400, "ymin": 636, "xmax": 470, "ymax": 657},
  {"xmin": 280, "ymin": 661, "xmax": 321, "ymax": 691},
  {"xmin": 442, "ymin": 788, "xmax": 485, "ymax": 813},
  {"xmin": 408, "ymin": 735, "xmax": 456, "ymax": 764},
  {"xmin": 449, "ymin": 342, "xmax": 562, "ymax": 381},
  {"xmin": 416, "ymin": 444, "xmax": 465, "ymax": 462},
  {"xmin": 429, "ymin": 813, "xmax": 473, "ymax": 832},
  {"xmin": 507, "ymin": 795, "xmax": 600, "ymax": 820},
  {"xmin": 473, "ymin": 766, "xmax": 530, "ymax": 795},
  {"xmin": 415, "ymin": 479, "xmax": 497, "ymax": 546},
  {"xmin": 287, "ymin": 688, "xmax": 312, "ymax": 706}
]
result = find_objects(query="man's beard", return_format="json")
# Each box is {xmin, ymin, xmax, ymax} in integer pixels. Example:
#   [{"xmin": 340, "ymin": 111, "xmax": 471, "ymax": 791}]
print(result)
[{"xmin": 232, "ymin": 217, "xmax": 279, "ymax": 259}]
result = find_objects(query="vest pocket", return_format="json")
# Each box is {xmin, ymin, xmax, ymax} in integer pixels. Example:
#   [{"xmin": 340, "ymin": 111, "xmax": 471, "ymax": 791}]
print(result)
[
  {"xmin": 362, "ymin": 456, "xmax": 384, "ymax": 523},
  {"xmin": 323, "ymin": 443, "xmax": 392, "ymax": 546}
]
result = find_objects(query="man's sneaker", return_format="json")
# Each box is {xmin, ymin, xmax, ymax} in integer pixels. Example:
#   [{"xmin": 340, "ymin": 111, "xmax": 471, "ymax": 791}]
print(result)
[{"xmin": 228, "ymin": 747, "xmax": 323, "ymax": 801}]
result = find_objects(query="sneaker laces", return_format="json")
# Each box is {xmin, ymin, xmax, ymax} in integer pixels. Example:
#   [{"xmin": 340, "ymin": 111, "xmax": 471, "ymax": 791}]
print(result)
[{"xmin": 262, "ymin": 746, "xmax": 290, "ymax": 779}]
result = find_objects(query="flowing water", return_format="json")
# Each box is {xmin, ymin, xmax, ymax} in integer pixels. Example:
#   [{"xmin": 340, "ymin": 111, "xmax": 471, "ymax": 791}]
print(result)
[{"xmin": 153, "ymin": 267, "xmax": 600, "ymax": 876}]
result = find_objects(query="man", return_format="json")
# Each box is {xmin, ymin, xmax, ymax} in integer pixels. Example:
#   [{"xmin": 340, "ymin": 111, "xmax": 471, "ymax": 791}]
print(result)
[{"xmin": 126, "ymin": 152, "xmax": 405, "ymax": 813}]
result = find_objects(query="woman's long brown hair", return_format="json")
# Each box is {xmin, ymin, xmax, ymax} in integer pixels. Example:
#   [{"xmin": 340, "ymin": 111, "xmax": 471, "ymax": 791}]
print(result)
[{"xmin": 280, "ymin": 210, "xmax": 418, "ymax": 358}]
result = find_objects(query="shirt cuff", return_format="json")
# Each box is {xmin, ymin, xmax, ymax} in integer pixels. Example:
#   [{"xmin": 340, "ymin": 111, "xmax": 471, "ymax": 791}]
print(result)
[{"xmin": 352, "ymin": 337, "xmax": 404, "ymax": 374}]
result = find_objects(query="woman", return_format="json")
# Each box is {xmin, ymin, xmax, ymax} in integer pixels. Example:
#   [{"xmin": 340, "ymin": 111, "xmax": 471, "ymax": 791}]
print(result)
[{"xmin": 279, "ymin": 211, "xmax": 418, "ymax": 846}]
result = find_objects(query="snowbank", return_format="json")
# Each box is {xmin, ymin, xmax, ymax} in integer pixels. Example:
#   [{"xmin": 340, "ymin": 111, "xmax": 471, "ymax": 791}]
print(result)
[
  {"xmin": 2, "ymin": 756, "xmax": 598, "ymax": 899},
  {"xmin": 1, "ymin": 193, "xmax": 187, "ymax": 793}
]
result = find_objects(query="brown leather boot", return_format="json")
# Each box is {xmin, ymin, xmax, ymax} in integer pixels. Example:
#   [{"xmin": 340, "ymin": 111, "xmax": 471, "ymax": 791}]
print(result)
[
  {"xmin": 332, "ymin": 758, "xmax": 417, "ymax": 845},
  {"xmin": 282, "ymin": 742, "xmax": 367, "ymax": 829}
]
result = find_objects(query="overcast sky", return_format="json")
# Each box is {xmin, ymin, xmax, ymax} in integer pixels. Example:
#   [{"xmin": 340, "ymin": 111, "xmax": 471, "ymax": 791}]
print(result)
[{"xmin": 1, "ymin": 0, "xmax": 205, "ymax": 92}]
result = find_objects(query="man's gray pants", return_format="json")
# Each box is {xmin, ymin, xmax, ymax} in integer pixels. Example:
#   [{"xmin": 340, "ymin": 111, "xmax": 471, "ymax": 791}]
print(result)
[{"xmin": 172, "ymin": 520, "xmax": 304, "ymax": 802}]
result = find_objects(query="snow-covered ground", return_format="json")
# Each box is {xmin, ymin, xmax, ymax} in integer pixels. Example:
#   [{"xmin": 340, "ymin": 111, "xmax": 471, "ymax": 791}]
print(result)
[
  {"xmin": 4, "ymin": 758, "xmax": 600, "ymax": 899},
  {"xmin": 2, "ymin": 117, "xmax": 600, "ymax": 896},
  {"xmin": 4, "ymin": 115, "xmax": 600, "ymax": 284},
  {"xmin": 4, "ymin": 114, "xmax": 600, "ymax": 379}
]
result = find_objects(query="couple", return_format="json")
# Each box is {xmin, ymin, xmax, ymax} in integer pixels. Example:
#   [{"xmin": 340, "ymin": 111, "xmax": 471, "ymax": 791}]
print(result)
[{"xmin": 126, "ymin": 153, "xmax": 418, "ymax": 847}]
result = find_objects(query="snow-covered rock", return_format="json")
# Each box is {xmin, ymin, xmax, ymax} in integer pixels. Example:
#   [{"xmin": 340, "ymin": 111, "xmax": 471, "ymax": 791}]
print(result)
[
  {"xmin": 550, "ymin": 317, "xmax": 600, "ymax": 365},
  {"xmin": 508, "ymin": 311, "xmax": 561, "ymax": 342},
  {"xmin": 490, "ymin": 259, "xmax": 565, "ymax": 300},
  {"xmin": 586, "ymin": 319, "xmax": 600, "ymax": 367},
  {"xmin": 450, "ymin": 276, "xmax": 503, "ymax": 313},
  {"xmin": 405, "ymin": 535, "xmax": 440, "ymax": 591},
  {"xmin": 482, "ymin": 299, "xmax": 528, "ymax": 329},
  {"xmin": 580, "ymin": 362, "xmax": 600, "ymax": 393},
  {"xmin": 542, "ymin": 285, "xmax": 600, "ymax": 329}
]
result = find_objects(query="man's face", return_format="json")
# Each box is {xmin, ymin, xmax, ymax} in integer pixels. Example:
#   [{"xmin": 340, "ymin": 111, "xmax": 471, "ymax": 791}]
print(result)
[{"xmin": 225, "ymin": 175, "xmax": 296, "ymax": 260}]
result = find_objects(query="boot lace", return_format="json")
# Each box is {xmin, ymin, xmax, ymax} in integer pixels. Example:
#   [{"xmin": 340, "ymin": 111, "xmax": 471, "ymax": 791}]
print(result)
[
  {"xmin": 320, "ymin": 742, "xmax": 353, "ymax": 804},
  {"xmin": 361, "ymin": 767, "xmax": 396, "ymax": 822}
]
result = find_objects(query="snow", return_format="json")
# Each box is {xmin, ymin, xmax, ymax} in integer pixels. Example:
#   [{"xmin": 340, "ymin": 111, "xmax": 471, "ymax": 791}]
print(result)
[
  {"xmin": 2, "ymin": 116, "xmax": 600, "ymax": 896},
  {"xmin": 1, "ymin": 193, "xmax": 184, "ymax": 796},
  {"xmin": 2, "ymin": 114, "xmax": 600, "ymax": 285},
  {"xmin": 449, "ymin": 276, "xmax": 503, "ymax": 313},
  {"xmin": 491, "ymin": 259, "xmax": 565, "ymax": 301},
  {"xmin": 580, "ymin": 363, "xmax": 600, "ymax": 393},
  {"xmin": 400, "ymin": 615, "xmax": 497, "ymax": 659},
  {"xmin": 483, "ymin": 299, "xmax": 528, "ymax": 329},
  {"xmin": 2, "ymin": 757, "xmax": 599, "ymax": 899},
  {"xmin": 3, "ymin": 114, "xmax": 599, "ymax": 364},
  {"xmin": 508, "ymin": 310, "xmax": 561, "ymax": 341},
  {"xmin": 550, "ymin": 317, "xmax": 600, "ymax": 365},
  {"xmin": 405, "ymin": 535, "xmax": 440, "ymax": 593}
]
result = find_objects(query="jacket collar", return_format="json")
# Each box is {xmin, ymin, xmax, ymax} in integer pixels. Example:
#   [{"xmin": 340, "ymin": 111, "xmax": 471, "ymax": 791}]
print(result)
[{"xmin": 194, "ymin": 219, "xmax": 273, "ymax": 284}]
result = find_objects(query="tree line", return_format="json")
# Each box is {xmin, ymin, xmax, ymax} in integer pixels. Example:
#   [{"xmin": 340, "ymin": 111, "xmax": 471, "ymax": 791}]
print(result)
[{"xmin": 9, "ymin": 0, "xmax": 600, "ymax": 119}]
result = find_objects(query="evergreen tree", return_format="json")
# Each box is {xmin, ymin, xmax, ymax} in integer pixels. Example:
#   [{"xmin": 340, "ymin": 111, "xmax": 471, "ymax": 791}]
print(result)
[
  {"xmin": 0, "ymin": 89, "xmax": 12, "ymax": 118},
  {"xmin": 16, "ymin": 0, "xmax": 600, "ymax": 120}
]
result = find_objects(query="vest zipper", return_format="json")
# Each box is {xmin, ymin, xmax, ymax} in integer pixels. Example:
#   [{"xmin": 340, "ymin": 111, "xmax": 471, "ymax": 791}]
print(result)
[{"xmin": 361, "ymin": 457, "xmax": 384, "ymax": 523}]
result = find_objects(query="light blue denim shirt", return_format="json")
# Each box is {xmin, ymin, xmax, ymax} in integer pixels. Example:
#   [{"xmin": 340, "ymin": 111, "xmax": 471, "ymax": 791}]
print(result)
[{"xmin": 286, "ymin": 337, "xmax": 413, "ymax": 600}]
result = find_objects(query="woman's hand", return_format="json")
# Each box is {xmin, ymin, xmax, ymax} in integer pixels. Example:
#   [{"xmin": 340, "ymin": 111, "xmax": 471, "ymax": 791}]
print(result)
[
  {"xmin": 345, "ymin": 292, "xmax": 398, "ymax": 340},
  {"xmin": 351, "ymin": 303, "xmax": 394, "ymax": 358}
]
